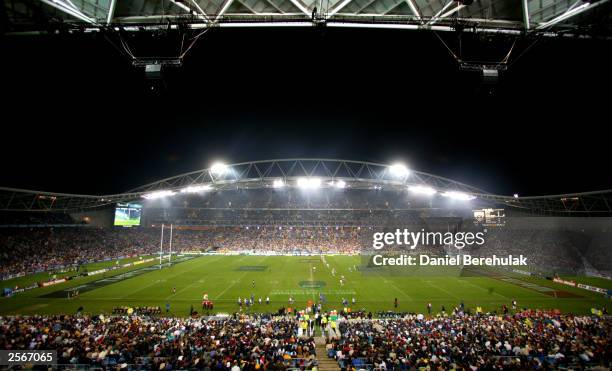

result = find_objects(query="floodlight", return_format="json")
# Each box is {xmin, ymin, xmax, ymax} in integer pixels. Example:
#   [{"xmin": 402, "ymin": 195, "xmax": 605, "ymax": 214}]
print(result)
[
  {"xmin": 513, "ymin": 193, "xmax": 519, "ymax": 198},
  {"xmin": 142, "ymin": 190, "xmax": 176, "ymax": 200},
  {"xmin": 297, "ymin": 177, "xmax": 321, "ymax": 189},
  {"xmin": 441, "ymin": 191, "xmax": 476, "ymax": 201},
  {"xmin": 273, "ymin": 179, "xmax": 285, "ymax": 188},
  {"xmin": 180, "ymin": 185, "xmax": 212, "ymax": 193},
  {"xmin": 335, "ymin": 180, "xmax": 347, "ymax": 189},
  {"xmin": 389, "ymin": 163, "xmax": 410, "ymax": 177},
  {"xmin": 210, "ymin": 162, "xmax": 228, "ymax": 175},
  {"xmin": 408, "ymin": 185, "xmax": 437, "ymax": 196}
]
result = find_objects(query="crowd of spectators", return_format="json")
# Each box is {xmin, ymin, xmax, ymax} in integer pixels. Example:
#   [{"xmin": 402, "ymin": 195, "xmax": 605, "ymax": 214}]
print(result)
[
  {"xmin": 327, "ymin": 312, "xmax": 611, "ymax": 370},
  {"xmin": 0, "ymin": 311, "xmax": 609, "ymax": 370},
  {"xmin": 146, "ymin": 208, "xmax": 461, "ymax": 228},
  {"xmin": 0, "ymin": 227, "xmax": 160, "ymax": 280},
  {"xmin": 0, "ymin": 314, "xmax": 317, "ymax": 369},
  {"xmin": 214, "ymin": 227, "xmax": 364, "ymax": 255},
  {"xmin": 1, "ymin": 222, "xmax": 610, "ymax": 280},
  {"xmin": 468, "ymin": 229, "xmax": 586, "ymax": 275}
]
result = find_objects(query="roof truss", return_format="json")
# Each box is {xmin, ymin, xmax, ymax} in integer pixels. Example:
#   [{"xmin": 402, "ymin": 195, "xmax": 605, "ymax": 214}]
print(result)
[{"xmin": 2, "ymin": 0, "xmax": 610, "ymax": 35}]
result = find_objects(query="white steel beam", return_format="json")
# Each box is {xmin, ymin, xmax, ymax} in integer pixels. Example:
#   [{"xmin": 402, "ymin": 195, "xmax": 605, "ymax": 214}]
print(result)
[
  {"xmin": 405, "ymin": 0, "xmax": 421, "ymax": 21},
  {"xmin": 217, "ymin": 21, "xmax": 313, "ymax": 26},
  {"xmin": 106, "ymin": 0, "xmax": 116, "ymax": 24},
  {"xmin": 427, "ymin": 0, "xmax": 454, "ymax": 25},
  {"xmin": 429, "ymin": 2, "xmax": 464, "ymax": 25},
  {"xmin": 287, "ymin": 0, "xmax": 311, "ymax": 17},
  {"xmin": 39, "ymin": 0, "xmax": 96, "ymax": 23},
  {"xmin": 190, "ymin": 0, "xmax": 211, "ymax": 20},
  {"xmin": 535, "ymin": 0, "xmax": 609, "ymax": 29},
  {"xmin": 215, "ymin": 0, "xmax": 235, "ymax": 21},
  {"xmin": 521, "ymin": 0, "xmax": 529, "ymax": 29},
  {"xmin": 327, "ymin": 0, "xmax": 353, "ymax": 17}
]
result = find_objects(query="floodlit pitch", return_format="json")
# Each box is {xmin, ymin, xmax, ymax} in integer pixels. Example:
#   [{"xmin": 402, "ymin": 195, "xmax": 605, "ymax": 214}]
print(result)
[{"xmin": 1, "ymin": 255, "xmax": 610, "ymax": 317}]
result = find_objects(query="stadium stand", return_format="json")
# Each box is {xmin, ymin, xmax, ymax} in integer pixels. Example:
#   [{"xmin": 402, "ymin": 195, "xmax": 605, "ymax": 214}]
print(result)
[
  {"xmin": 0, "ymin": 311, "xmax": 609, "ymax": 369},
  {"xmin": 326, "ymin": 312, "xmax": 611, "ymax": 370},
  {"xmin": 1, "ymin": 223, "xmax": 611, "ymax": 280},
  {"xmin": 0, "ymin": 314, "xmax": 317, "ymax": 369}
]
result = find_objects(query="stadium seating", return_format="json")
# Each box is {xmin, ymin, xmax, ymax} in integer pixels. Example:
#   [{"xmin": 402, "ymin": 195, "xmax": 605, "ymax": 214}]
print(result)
[
  {"xmin": 1, "ymin": 225, "xmax": 611, "ymax": 280},
  {"xmin": 0, "ymin": 312, "xmax": 608, "ymax": 369}
]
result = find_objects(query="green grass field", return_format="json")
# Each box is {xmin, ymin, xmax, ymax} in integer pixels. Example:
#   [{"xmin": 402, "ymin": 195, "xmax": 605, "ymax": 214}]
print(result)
[
  {"xmin": 1, "ymin": 255, "xmax": 609, "ymax": 317},
  {"xmin": 114, "ymin": 219, "xmax": 141, "ymax": 226},
  {"xmin": 0, "ymin": 255, "xmax": 156, "ymax": 289}
]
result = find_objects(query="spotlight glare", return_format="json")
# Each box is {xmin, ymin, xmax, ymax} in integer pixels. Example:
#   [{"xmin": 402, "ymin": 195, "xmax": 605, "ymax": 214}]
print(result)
[
  {"xmin": 389, "ymin": 163, "xmax": 410, "ymax": 177},
  {"xmin": 513, "ymin": 193, "xmax": 519, "ymax": 198},
  {"xmin": 335, "ymin": 180, "xmax": 346, "ymax": 189},
  {"xmin": 180, "ymin": 185, "xmax": 212, "ymax": 193},
  {"xmin": 441, "ymin": 191, "xmax": 476, "ymax": 201},
  {"xmin": 142, "ymin": 190, "xmax": 176, "ymax": 200},
  {"xmin": 408, "ymin": 185, "xmax": 436, "ymax": 195},
  {"xmin": 297, "ymin": 177, "xmax": 321, "ymax": 189},
  {"xmin": 210, "ymin": 162, "xmax": 228, "ymax": 175},
  {"xmin": 273, "ymin": 179, "xmax": 285, "ymax": 188}
]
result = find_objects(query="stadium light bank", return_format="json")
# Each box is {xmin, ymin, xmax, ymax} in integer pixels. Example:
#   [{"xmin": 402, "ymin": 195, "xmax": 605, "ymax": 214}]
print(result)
[
  {"xmin": 297, "ymin": 177, "xmax": 322, "ymax": 189},
  {"xmin": 210, "ymin": 162, "xmax": 229, "ymax": 176},
  {"xmin": 143, "ymin": 184, "xmax": 213, "ymax": 199},
  {"xmin": 140, "ymin": 160, "xmax": 476, "ymax": 201},
  {"xmin": 272, "ymin": 179, "xmax": 285, "ymax": 188},
  {"xmin": 389, "ymin": 163, "xmax": 410, "ymax": 177},
  {"xmin": 441, "ymin": 191, "xmax": 476, "ymax": 201},
  {"xmin": 408, "ymin": 185, "xmax": 437, "ymax": 196}
]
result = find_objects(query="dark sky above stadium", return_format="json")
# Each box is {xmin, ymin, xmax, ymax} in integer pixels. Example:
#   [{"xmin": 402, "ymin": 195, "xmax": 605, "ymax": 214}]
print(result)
[{"xmin": 1, "ymin": 28, "xmax": 610, "ymax": 196}]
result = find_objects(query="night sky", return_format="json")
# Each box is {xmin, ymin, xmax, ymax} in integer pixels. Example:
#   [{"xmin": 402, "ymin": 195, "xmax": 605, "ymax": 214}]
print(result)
[{"xmin": 0, "ymin": 28, "xmax": 610, "ymax": 196}]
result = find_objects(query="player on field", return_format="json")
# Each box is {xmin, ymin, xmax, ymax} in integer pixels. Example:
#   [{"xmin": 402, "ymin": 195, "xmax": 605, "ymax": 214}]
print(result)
[{"xmin": 266, "ymin": 296, "xmax": 270, "ymax": 304}]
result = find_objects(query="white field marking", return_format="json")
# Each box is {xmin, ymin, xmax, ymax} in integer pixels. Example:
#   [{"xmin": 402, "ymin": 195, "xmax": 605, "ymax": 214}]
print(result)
[
  {"xmin": 164, "ymin": 277, "xmax": 207, "ymax": 300},
  {"xmin": 214, "ymin": 256, "xmax": 267, "ymax": 300},
  {"xmin": 309, "ymin": 262, "xmax": 315, "ymax": 301},
  {"xmin": 458, "ymin": 278, "xmax": 510, "ymax": 300},
  {"xmin": 382, "ymin": 279, "xmax": 415, "ymax": 302},
  {"xmin": 67, "ymin": 296, "xmax": 593, "ymax": 307},
  {"xmin": 119, "ymin": 256, "xmax": 222, "ymax": 299},
  {"xmin": 422, "ymin": 280, "xmax": 460, "ymax": 300},
  {"xmin": 214, "ymin": 273, "xmax": 249, "ymax": 300},
  {"xmin": 64, "ymin": 285, "xmax": 88, "ymax": 291},
  {"xmin": 267, "ymin": 256, "xmax": 285, "ymax": 299},
  {"xmin": 364, "ymin": 262, "xmax": 414, "ymax": 302}
]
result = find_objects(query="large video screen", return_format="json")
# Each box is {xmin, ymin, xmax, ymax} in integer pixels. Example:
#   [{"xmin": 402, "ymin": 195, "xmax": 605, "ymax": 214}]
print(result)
[{"xmin": 114, "ymin": 203, "xmax": 142, "ymax": 227}]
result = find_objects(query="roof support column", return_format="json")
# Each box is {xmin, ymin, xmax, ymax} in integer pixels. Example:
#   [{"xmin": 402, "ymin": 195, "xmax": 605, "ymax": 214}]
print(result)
[
  {"xmin": 521, "ymin": 0, "xmax": 530, "ymax": 30},
  {"xmin": 107, "ymin": 0, "xmax": 116, "ymax": 25}
]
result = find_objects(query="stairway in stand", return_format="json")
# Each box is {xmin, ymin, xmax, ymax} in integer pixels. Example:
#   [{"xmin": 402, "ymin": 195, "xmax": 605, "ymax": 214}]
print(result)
[{"xmin": 315, "ymin": 336, "xmax": 340, "ymax": 371}]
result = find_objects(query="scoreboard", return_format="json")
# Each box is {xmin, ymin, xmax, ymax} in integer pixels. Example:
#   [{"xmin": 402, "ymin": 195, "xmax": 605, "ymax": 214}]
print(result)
[{"xmin": 473, "ymin": 208, "xmax": 506, "ymax": 227}]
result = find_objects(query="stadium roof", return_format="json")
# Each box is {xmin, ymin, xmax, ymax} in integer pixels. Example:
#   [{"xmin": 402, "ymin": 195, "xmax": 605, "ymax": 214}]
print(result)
[
  {"xmin": 0, "ymin": 158, "xmax": 611, "ymax": 215},
  {"xmin": 3, "ymin": 0, "xmax": 611, "ymax": 36}
]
